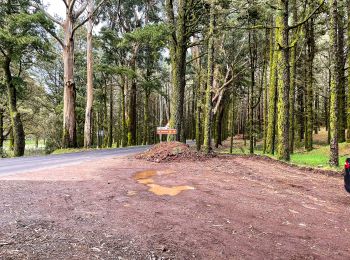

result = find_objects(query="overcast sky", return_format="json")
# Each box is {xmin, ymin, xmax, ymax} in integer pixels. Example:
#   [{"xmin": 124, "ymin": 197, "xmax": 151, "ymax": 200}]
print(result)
[
  {"xmin": 42, "ymin": 0, "xmax": 66, "ymax": 19},
  {"xmin": 41, "ymin": 0, "xmax": 104, "ymax": 33}
]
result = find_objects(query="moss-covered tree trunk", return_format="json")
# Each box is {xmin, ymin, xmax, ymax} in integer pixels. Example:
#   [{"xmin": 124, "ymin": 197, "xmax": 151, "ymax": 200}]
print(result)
[
  {"xmin": 276, "ymin": 0, "xmax": 290, "ymax": 161},
  {"xmin": 203, "ymin": 3, "xmax": 215, "ymax": 154},
  {"xmin": 121, "ymin": 77, "xmax": 127, "ymax": 147},
  {"xmin": 266, "ymin": 25, "xmax": 278, "ymax": 155},
  {"xmin": 8, "ymin": 127, "xmax": 14, "ymax": 151},
  {"xmin": 297, "ymin": 48, "xmax": 307, "ymax": 143},
  {"xmin": 192, "ymin": 42, "xmax": 203, "ymax": 151},
  {"xmin": 3, "ymin": 57, "xmax": 25, "ymax": 157},
  {"xmin": 314, "ymin": 93, "xmax": 320, "ymax": 134},
  {"xmin": 143, "ymin": 90, "xmax": 150, "ymax": 145},
  {"xmin": 166, "ymin": 0, "xmax": 187, "ymax": 142},
  {"xmin": 305, "ymin": 19, "xmax": 315, "ymax": 151},
  {"xmin": 103, "ymin": 81, "xmax": 108, "ymax": 148},
  {"xmin": 263, "ymin": 27, "xmax": 269, "ymax": 154},
  {"xmin": 329, "ymin": 0, "xmax": 339, "ymax": 167},
  {"xmin": 230, "ymin": 95, "xmax": 235, "ymax": 154},
  {"xmin": 248, "ymin": 30, "xmax": 257, "ymax": 154},
  {"xmin": 191, "ymin": 84, "xmax": 196, "ymax": 140},
  {"xmin": 127, "ymin": 45, "xmax": 139, "ymax": 146},
  {"xmin": 347, "ymin": 0, "xmax": 350, "ymax": 142},
  {"xmin": 337, "ymin": 7, "xmax": 346, "ymax": 143},
  {"xmin": 108, "ymin": 84, "xmax": 113, "ymax": 148},
  {"xmin": 289, "ymin": 0, "xmax": 297, "ymax": 154},
  {"xmin": 215, "ymin": 102, "xmax": 225, "ymax": 148}
]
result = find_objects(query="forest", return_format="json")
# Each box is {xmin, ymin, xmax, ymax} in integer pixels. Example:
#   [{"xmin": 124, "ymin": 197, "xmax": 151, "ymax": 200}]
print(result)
[{"xmin": 0, "ymin": 0, "xmax": 347, "ymax": 168}]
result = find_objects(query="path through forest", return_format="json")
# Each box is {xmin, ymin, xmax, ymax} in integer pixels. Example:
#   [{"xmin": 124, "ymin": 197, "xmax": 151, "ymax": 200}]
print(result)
[{"xmin": 0, "ymin": 155, "xmax": 349, "ymax": 259}]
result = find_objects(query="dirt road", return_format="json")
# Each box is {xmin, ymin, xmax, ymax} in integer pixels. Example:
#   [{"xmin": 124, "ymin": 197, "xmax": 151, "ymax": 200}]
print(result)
[{"xmin": 0, "ymin": 155, "xmax": 349, "ymax": 259}]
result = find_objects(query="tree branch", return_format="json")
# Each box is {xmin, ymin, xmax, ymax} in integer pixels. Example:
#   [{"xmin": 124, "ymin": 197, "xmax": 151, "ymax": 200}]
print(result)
[
  {"xmin": 289, "ymin": 0, "xmax": 325, "ymax": 30},
  {"xmin": 31, "ymin": 2, "xmax": 63, "ymax": 27},
  {"xmin": 68, "ymin": 0, "xmax": 77, "ymax": 15},
  {"xmin": 186, "ymin": 51, "xmax": 207, "ymax": 65},
  {"xmin": 212, "ymin": 66, "xmax": 234, "ymax": 104},
  {"xmin": 46, "ymin": 29, "xmax": 64, "ymax": 47},
  {"xmin": 72, "ymin": 0, "xmax": 107, "ymax": 34},
  {"xmin": 186, "ymin": 40, "xmax": 204, "ymax": 48},
  {"xmin": 0, "ymin": 46, "xmax": 8, "ymax": 59},
  {"xmin": 74, "ymin": 1, "xmax": 89, "ymax": 19},
  {"xmin": 61, "ymin": 0, "xmax": 68, "ymax": 8}
]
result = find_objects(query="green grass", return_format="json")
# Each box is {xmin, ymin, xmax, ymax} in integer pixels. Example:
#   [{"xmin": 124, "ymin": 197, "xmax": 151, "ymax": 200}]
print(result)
[
  {"xmin": 51, "ymin": 148, "xmax": 93, "ymax": 155},
  {"xmin": 51, "ymin": 144, "xmax": 150, "ymax": 155},
  {"xmin": 1, "ymin": 139, "xmax": 46, "ymax": 158},
  {"xmin": 2, "ymin": 139, "xmax": 45, "ymax": 150},
  {"xmin": 290, "ymin": 143, "xmax": 348, "ymax": 171},
  {"xmin": 219, "ymin": 130, "xmax": 348, "ymax": 172},
  {"xmin": 224, "ymin": 145, "xmax": 265, "ymax": 155}
]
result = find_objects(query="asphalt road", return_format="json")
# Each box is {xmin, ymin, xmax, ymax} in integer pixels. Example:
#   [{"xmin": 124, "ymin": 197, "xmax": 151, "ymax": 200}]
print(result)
[{"xmin": 0, "ymin": 146, "xmax": 150, "ymax": 177}]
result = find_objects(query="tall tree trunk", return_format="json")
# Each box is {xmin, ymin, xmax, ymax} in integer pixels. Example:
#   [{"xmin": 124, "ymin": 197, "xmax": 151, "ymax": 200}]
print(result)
[
  {"xmin": 248, "ymin": 30, "xmax": 256, "ymax": 154},
  {"xmin": 298, "ymin": 50, "xmax": 307, "ymax": 143},
  {"xmin": 84, "ymin": 0, "xmax": 94, "ymax": 148},
  {"xmin": 215, "ymin": 104, "xmax": 224, "ymax": 148},
  {"xmin": 193, "ymin": 42, "xmax": 203, "ymax": 151},
  {"xmin": 159, "ymin": 92, "xmax": 163, "ymax": 143},
  {"xmin": 0, "ymin": 108, "xmax": 4, "ymax": 155},
  {"xmin": 347, "ymin": 0, "xmax": 350, "ymax": 142},
  {"xmin": 191, "ymin": 82, "xmax": 196, "ymax": 140},
  {"xmin": 329, "ymin": 0, "xmax": 339, "ymax": 167},
  {"xmin": 8, "ymin": 127, "xmax": 14, "ymax": 151},
  {"xmin": 289, "ymin": 0, "xmax": 297, "ymax": 154},
  {"xmin": 166, "ymin": 0, "xmax": 187, "ymax": 142},
  {"xmin": 121, "ymin": 78, "xmax": 127, "ymax": 147},
  {"xmin": 230, "ymin": 95, "xmax": 235, "ymax": 154},
  {"xmin": 263, "ymin": 27, "xmax": 269, "ymax": 154},
  {"xmin": 203, "ymin": 3, "xmax": 215, "ymax": 154},
  {"xmin": 144, "ymin": 90, "xmax": 150, "ymax": 145},
  {"xmin": 305, "ymin": 19, "xmax": 315, "ymax": 151},
  {"xmin": 3, "ymin": 57, "xmax": 25, "ymax": 157},
  {"xmin": 276, "ymin": 0, "xmax": 290, "ymax": 161},
  {"xmin": 103, "ymin": 81, "xmax": 108, "ymax": 147},
  {"xmin": 337, "ymin": 7, "xmax": 346, "ymax": 143},
  {"xmin": 62, "ymin": 16, "xmax": 77, "ymax": 148},
  {"xmin": 314, "ymin": 93, "xmax": 319, "ymax": 134},
  {"xmin": 37, "ymin": 0, "xmax": 91, "ymax": 148},
  {"xmin": 127, "ymin": 45, "xmax": 138, "ymax": 146},
  {"xmin": 96, "ymin": 111, "xmax": 100, "ymax": 148},
  {"xmin": 266, "ymin": 24, "xmax": 278, "ymax": 154},
  {"xmin": 108, "ymin": 84, "xmax": 113, "ymax": 148}
]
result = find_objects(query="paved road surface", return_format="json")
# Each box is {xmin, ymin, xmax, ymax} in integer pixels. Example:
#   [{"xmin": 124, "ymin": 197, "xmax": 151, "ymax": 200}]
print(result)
[{"xmin": 0, "ymin": 146, "xmax": 150, "ymax": 176}]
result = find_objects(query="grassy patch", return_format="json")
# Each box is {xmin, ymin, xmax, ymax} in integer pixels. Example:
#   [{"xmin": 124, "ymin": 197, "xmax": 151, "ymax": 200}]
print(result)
[
  {"xmin": 219, "ymin": 129, "xmax": 349, "ymax": 171},
  {"xmin": 51, "ymin": 148, "xmax": 94, "ymax": 155},
  {"xmin": 290, "ymin": 143, "xmax": 348, "ymax": 170}
]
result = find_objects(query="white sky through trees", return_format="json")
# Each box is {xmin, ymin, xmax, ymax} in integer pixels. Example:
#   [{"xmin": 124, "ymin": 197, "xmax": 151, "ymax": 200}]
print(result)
[
  {"xmin": 42, "ymin": 0, "xmax": 66, "ymax": 18},
  {"xmin": 41, "ymin": 0, "xmax": 103, "ymax": 33}
]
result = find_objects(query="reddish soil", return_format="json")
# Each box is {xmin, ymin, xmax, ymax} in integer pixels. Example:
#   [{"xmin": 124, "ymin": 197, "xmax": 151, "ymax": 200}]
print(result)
[
  {"xmin": 136, "ymin": 141, "xmax": 214, "ymax": 162},
  {"xmin": 0, "ymin": 154, "xmax": 350, "ymax": 259}
]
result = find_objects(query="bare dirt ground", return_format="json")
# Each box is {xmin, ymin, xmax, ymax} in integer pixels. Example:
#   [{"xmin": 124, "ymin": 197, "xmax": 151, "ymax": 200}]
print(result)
[{"xmin": 1, "ymin": 154, "xmax": 350, "ymax": 259}]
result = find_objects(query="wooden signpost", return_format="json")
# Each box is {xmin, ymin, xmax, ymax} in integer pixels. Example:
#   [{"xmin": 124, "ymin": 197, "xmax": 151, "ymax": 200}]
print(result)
[
  {"xmin": 157, "ymin": 127, "xmax": 177, "ymax": 142},
  {"xmin": 157, "ymin": 127, "xmax": 177, "ymax": 135}
]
